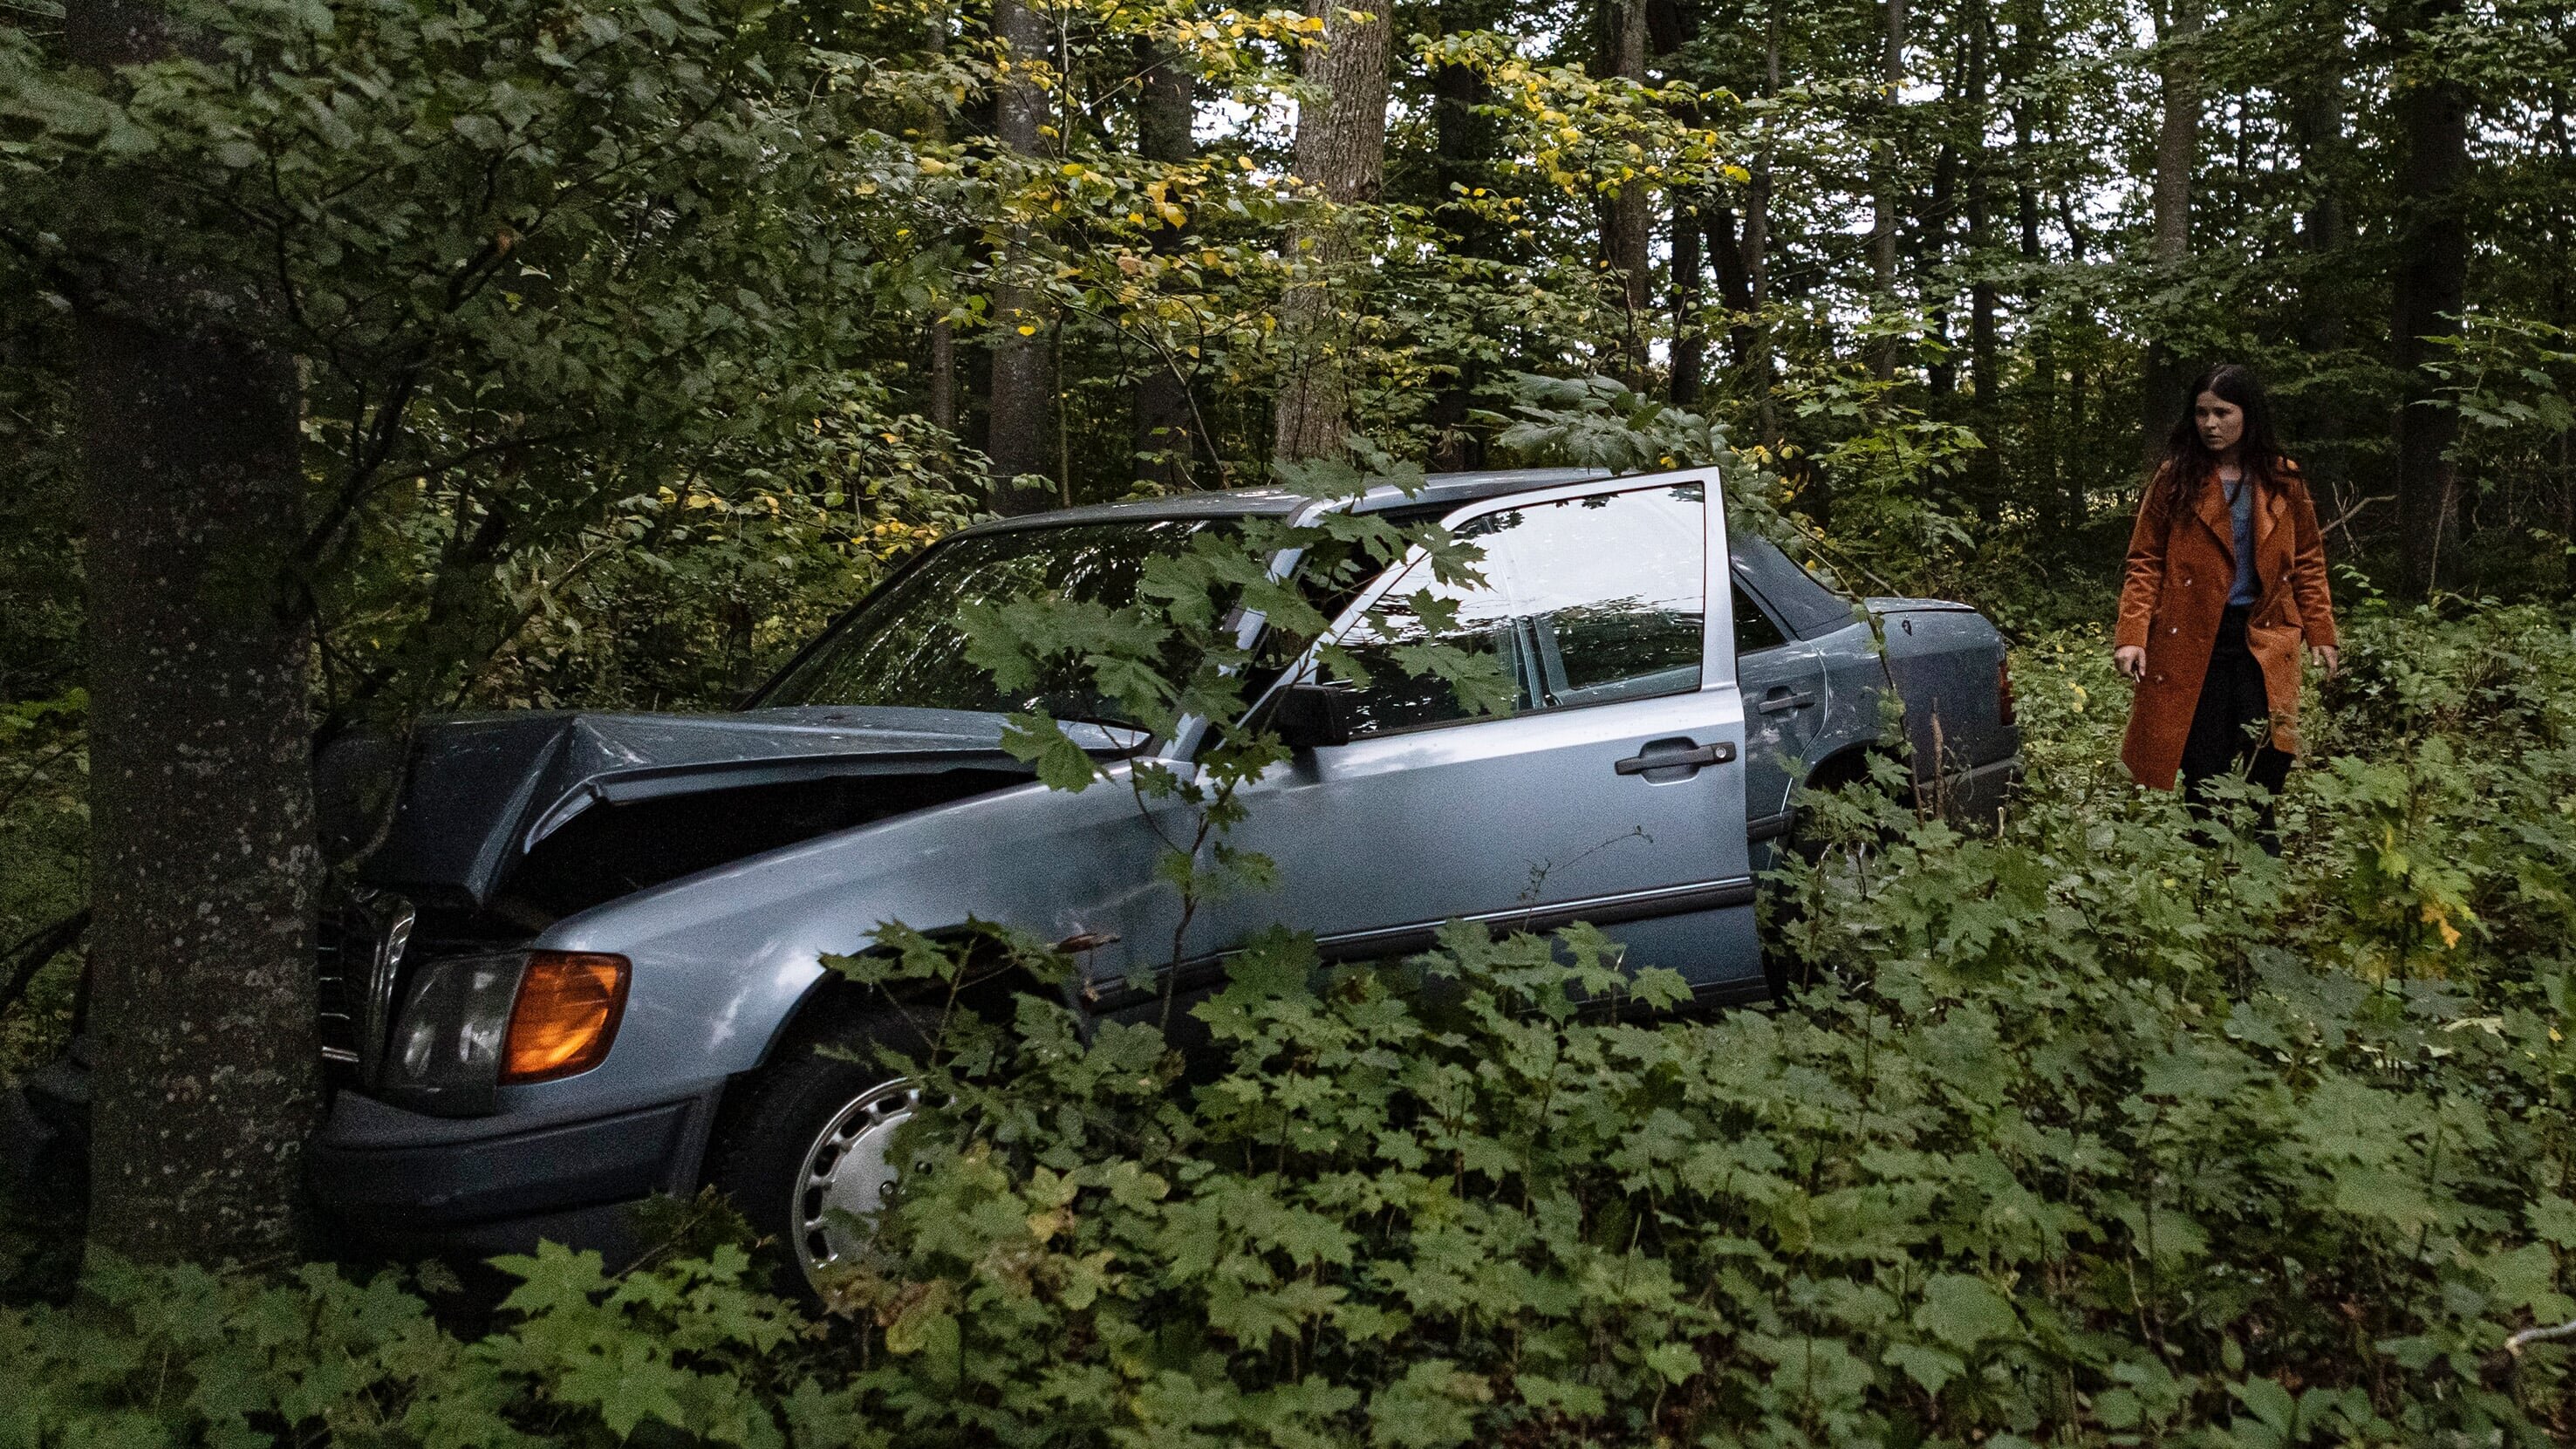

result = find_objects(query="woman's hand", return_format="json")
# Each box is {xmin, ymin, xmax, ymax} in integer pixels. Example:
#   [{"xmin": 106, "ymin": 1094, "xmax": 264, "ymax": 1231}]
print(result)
[
  {"xmin": 2309, "ymin": 643, "xmax": 2339, "ymax": 678},
  {"xmin": 2114, "ymin": 645, "xmax": 2147, "ymax": 682}
]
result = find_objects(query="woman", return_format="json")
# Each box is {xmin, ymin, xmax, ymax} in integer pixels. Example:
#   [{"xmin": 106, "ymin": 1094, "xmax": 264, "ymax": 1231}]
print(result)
[{"xmin": 2114, "ymin": 364, "xmax": 2339, "ymax": 844}]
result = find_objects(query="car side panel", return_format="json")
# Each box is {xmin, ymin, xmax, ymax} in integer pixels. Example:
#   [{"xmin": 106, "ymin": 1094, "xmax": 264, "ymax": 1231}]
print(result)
[{"xmin": 506, "ymin": 769, "xmax": 1167, "ymax": 1117}]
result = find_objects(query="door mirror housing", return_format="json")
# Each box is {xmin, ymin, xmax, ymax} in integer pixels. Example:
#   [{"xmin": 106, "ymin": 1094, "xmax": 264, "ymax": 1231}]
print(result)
[{"xmin": 1268, "ymin": 683, "xmax": 1358, "ymax": 750}]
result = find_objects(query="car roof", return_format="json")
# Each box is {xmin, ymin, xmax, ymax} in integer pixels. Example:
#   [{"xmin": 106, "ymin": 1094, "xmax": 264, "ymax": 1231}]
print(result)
[{"xmin": 948, "ymin": 467, "xmax": 1620, "ymax": 536}]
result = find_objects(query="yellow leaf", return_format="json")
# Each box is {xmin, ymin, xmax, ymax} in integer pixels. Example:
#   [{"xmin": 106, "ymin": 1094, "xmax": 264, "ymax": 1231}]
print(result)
[{"xmin": 1017, "ymin": 325, "xmax": 1038, "ymax": 335}]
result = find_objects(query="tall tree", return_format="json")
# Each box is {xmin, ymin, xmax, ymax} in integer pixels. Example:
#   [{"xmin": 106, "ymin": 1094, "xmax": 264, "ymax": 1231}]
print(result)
[
  {"xmin": 2285, "ymin": 12, "xmax": 2351, "ymax": 507},
  {"xmin": 1273, "ymin": 0, "xmax": 1393, "ymax": 461},
  {"xmin": 1426, "ymin": 0, "xmax": 1507, "ymax": 466},
  {"xmin": 1671, "ymin": 195, "xmax": 1706, "ymax": 404},
  {"xmin": 1602, "ymin": 0, "xmax": 1654, "ymax": 387},
  {"xmin": 1962, "ymin": 0, "xmax": 2002, "ymax": 509},
  {"xmin": 1132, "ymin": 37, "xmax": 1198, "ymax": 489},
  {"xmin": 2387, "ymin": 0, "xmax": 2472, "ymax": 592},
  {"xmin": 2140, "ymin": 0, "xmax": 2201, "ymax": 463},
  {"xmin": 987, "ymin": 0, "xmax": 1058, "ymax": 510},
  {"xmin": 63, "ymin": 0, "xmax": 321, "ymax": 1265},
  {"xmin": 1870, "ymin": 0, "xmax": 1908, "ymax": 378},
  {"xmin": 926, "ymin": 7, "xmax": 961, "ymax": 439}
]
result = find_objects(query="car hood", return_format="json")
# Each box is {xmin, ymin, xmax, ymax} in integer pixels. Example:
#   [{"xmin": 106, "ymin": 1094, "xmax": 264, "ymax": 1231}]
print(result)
[{"xmin": 324, "ymin": 707, "xmax": 1144, "ymax": 907}]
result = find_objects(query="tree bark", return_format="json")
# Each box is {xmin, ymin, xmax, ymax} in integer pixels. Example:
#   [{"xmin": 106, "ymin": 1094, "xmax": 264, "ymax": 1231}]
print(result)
[
  {"xmin": 1926, "ymin": 140, "xmax": 1957, "ymax": 398},
  {"xmin": 926, "ymin": 7, "xmax": 960, "ymax": 439},
  {"xmin": 1962, "ymin": 0, "xmax": 2000, "ymax": 509},
  {"xmin": 1602, "ymin": 0, "xmax": 1653, "ymax": 389},
  {"xmin": 1870, "ymin": 0, "xmax": 1908, "ymax": 379},
  {"xmin": 1132, "ymin": 38, "xmax": 1198, "ymax": 489},
  {"xmin": 2388, "ymin": 0, "xmax": 2470, "ymax": 594},
  {"xmin": 1427, "ymin": 0, "xmax": 1503, "ymax": 468},
  {"xmin": 1671, "ymin": 195, "xmax": 1704, "ymax": 406},
  {"xmin": 986, "ymin": 0, "xmax": 1057, "ymax": 511},
  {"xmin": 65, "ymin": 0, "xmax": 323, "ymax": 1271},
  {"xmin": 1273, "ymin": 0, "xmax": 1393, "ymax": 463},
  {"xmin": 2010, "ymin": 0, "xmax": 2066, "ymax": 528},
  {"xmin": 2286, "ymin": 27, "xmax": 2349, "ymax": 507},
  {"xmin": 1706, "ymin": 206, "xmax": 1757, "ymax": 365},
  {"xmin": 2141, "ymin": 0, "xmax": 2201, "ymax": 466},
  {"xmin": 1748, "ymin": 0, "xmax": 1780, "ymax": 445}
]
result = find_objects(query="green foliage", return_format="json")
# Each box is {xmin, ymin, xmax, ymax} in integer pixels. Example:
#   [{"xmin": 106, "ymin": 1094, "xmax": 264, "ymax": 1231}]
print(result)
[{"xmin": 13, "ymin": 603, "xmax": 2576, "ymax": 1445}]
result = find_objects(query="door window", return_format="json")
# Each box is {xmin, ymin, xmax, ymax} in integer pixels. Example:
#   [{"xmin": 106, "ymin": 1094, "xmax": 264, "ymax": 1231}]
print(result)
[
  {"xmin": 1326, "ymin": 483, "xmax": 1705, "ymax": 736},
  {"xmin": 1733, "ymin": 583, "xmax": 1788, "ymax": 654}
]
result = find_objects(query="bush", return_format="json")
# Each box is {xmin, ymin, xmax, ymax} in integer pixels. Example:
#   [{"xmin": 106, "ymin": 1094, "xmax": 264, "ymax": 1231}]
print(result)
[{"xmin": 6, "ymin": 601, "xmax": 2574, "ymax": 1446}]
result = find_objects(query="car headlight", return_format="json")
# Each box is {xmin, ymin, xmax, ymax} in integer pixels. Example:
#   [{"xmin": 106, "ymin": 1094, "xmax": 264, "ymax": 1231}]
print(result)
[{"xmin": 379, "ymin": 950, "xmax": 630, "ymax": 1116}]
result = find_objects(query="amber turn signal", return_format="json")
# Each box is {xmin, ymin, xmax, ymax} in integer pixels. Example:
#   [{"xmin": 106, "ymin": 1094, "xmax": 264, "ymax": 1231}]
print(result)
[{"xmin": 501, "ymin": 952, "xmax": 630, "ymax": 1083}]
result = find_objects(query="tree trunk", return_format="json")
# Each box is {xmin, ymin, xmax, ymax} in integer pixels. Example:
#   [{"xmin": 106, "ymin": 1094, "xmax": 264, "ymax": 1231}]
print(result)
[
  {"xmin": 65, "ymin": 0, "xmax": 323, "ymax": 1272},
  {"xmin": 1749, "ymin": 0, "xmax": 1780, "ymax": 446},
  {"xmin": 1132, "ymin": 38, "xmax": 1198, "ymax": 490},
  {"xmin": 1602, "ymin": 0, "xmax": 1653, "ymax": 389},
  {"xmin": 926, "ymin": 7, "xmax": 960, "ymax": 439},
  {"xmin": 2141, "ymin": 0, "xmax": 2201, "ymax": 466},
  {"xmin": 1869, "ymin": 0, "xmax": 1907, "ymax": 379},
  {"xmin": 2287, "ymin": 31, "xmax": 2349, "ymax": 507},
  {"xmin": 79, "ymin": 311, "xmax": 322, "ymax": 1268},
  {"xmin": 1273, "ymin": 0, "xmax": 1393, "ymax": 462},
  {"xmin": 1671, "ymin": 195, "xmax": 1704, "ymax": 406},
  {"xmin": 986, "ymin": 0, "xmax": 1057, "ymax": 511},
  {"xmin": 1962, "ymin": 0, "xmax": 2000, "ymax": 509},
  {"xmin": 2388, "ymin": 0, "xmax": 2470, "ymax": 595},
  {"xmin": 2011, "ymin": 0, "xmax": 2066, "ymax": 529},
  {"xmin": 1426, "ymin": 0, "xmax": 1507, "ymax": 469},
  {"xmin": 1706, "ymin": 207, "xmax": 1756, "ymax": 366},
  {"xmin": 1926, "ymin": 140, "xmax": 1957, "ymax": 399}
]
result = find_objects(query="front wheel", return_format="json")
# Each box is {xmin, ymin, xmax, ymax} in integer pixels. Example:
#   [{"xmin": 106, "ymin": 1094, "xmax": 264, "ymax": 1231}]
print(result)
[{"xmin": 707, "ymin": 1015, "xmax": 919, "ymax": 1302}]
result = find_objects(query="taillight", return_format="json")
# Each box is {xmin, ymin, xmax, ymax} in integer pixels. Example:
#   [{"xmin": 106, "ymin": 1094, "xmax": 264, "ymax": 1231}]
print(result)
[
  {"xmin": 502, "ymin": 952, "xmax": 629, "ymax": 1083},
  {"xmin": 1997, "ymin": 655, "xmax": 2017, "ymax": 728}
]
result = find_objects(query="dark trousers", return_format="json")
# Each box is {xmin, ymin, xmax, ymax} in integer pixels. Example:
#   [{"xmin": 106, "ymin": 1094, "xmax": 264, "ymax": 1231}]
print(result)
[{"xmin": 2179, "ymin": 604, "xmax": 2292, "ymax": 851}]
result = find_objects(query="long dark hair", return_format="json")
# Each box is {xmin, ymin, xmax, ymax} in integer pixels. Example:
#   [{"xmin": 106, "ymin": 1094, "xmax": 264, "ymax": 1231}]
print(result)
[{"xmin": 2157, "ymin": 363, "xmax": 2289, "ymax": 512}]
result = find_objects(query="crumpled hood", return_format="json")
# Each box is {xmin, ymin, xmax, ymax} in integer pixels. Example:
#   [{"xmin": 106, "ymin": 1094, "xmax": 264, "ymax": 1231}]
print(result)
[{"xmin": 324, "ymin": 707, "xmax": 1138, "ymax": 906}]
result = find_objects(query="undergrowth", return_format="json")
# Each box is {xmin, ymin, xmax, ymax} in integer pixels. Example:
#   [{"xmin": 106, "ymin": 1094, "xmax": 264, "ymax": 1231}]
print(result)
[{"xmin": 4, "ymin": 598, "xmax": 2574, "ymax": 1447}]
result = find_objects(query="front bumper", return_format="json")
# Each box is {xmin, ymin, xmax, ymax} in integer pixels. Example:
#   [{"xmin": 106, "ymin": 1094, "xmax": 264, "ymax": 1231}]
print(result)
[{"xmin": 307, "ymin": 1086, "xmax": 719, "ymax": 1261}]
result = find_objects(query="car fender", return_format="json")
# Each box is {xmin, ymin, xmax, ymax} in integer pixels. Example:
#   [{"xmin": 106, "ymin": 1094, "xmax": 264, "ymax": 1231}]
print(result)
[{"xmin": 497, "ymin": 762, "xmax": 1168, "ymax": 1119}]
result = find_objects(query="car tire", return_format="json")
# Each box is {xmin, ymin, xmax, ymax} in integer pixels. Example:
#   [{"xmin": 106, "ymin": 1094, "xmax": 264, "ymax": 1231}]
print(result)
[{"xmin": 707, "ymin": 1009, "xmax": 920, "ymax": 1305}]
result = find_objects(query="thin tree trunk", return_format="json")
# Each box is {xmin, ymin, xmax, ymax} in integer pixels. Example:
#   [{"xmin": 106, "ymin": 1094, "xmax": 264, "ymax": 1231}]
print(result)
[
  {"xmin": 1603, "ymin": 0, "xmax": 1653, "ymax": 389},
  {"xmin": 925, "ymin": 6, "xmax": 960, "ymax": 439},
  {"xmin": 2011, "ymin": 0, "xmax": 2065, "ymax": 529},
  {"xmin": 1927, "ymin": 140, "xmax": 1957, "ymax": 398},
  {"xmin": 1750, "ymin": 0, "xmax": 1780, "ymax": 445},
  {"xmin": 987, "ymin": 0, "xmax": 1057, "ymax": 511},
  {"xmin": 1869, "ymin": 0, "xmax": 1907, "ymax": 379},
  {"xmin": 1428, "ymin": 0, "xmax": 1505, "ymax": 469},
  {"xmin": 1963, "ymin": 0, "xmax": 1999, "ymax": 510},
  {"xmin": 2287, "ymin": 30, "xmax": 2349, "ymax": 507},
  {"xmin": 1707, "ymin": 207, "xmax": 1756, "ymax": 366},
  {"xmin": 1132, "ymin": 38, "xmax": 1198, "ymax": 489},
  {"xmin": 2388, "ymin": 0, "xmax": 2470, "ymax": 594},
  {"xmin": 2141, "ymin": 0, "xmax": 2201, "ymax": 466},
  {"xmin": 1273, "ymin": 0, "xmax": 1393, "ymax": 462},
  {"xmin": 1671, "ymin": 194, "xmax": 1705, "ymax": 406}
]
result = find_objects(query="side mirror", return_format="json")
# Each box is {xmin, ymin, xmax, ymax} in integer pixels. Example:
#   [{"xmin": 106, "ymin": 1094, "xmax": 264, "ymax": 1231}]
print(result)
[{"xmin": 1268, "ymin": 682, "xmax": 1358, "ymax": 750}]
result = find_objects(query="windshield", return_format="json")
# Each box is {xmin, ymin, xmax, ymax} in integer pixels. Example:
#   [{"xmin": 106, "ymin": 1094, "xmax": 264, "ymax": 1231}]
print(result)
[{"xmin": 752, "ymin": 517, "xmax": 1235, "ymax": 722}]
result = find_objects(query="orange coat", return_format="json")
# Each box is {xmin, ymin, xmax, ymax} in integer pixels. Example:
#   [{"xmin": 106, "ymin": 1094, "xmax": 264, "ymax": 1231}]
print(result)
[{"xmin": 2115, "ymin": 460, "xmax": 2338, "ymax": 789}]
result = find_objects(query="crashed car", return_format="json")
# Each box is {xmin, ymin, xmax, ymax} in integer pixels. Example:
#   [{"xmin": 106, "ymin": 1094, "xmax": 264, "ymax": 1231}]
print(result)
[{"xmin": 302, "ymin": 465, "xmax": 2019, "ymax": 1292}]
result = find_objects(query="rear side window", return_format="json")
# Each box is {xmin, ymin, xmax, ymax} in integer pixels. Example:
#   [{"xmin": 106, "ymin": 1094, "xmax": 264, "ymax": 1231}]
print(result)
[
  {"xmin": 1734, "ymin": 584, "xmax": 1788, "ymax": 654},
  {"xmin": 1326, "ymin": 483, "xmax": 1705, "ymax": 735}
]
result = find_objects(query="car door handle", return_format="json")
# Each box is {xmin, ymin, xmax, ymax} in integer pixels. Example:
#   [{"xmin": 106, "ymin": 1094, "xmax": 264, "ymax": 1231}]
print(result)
[
  {"xmin": 1614, "ymin": 738, "xmax": 1737, "ymax": 776},
  {"xmin": 1757, "ymin": 688, "xmax": 1818, "ymax": 714}
]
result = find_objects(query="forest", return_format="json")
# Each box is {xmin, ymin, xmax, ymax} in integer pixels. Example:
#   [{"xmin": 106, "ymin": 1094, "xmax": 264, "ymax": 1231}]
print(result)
[{"xmin": 4, "ymin": 0, "xmax": 2576, "ymax": 1440}]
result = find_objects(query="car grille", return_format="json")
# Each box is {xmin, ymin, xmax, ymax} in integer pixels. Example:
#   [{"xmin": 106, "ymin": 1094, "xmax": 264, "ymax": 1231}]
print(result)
[{"xmin": 316, "ymin": 887, "xmax": 413, "ymax": 1085}]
